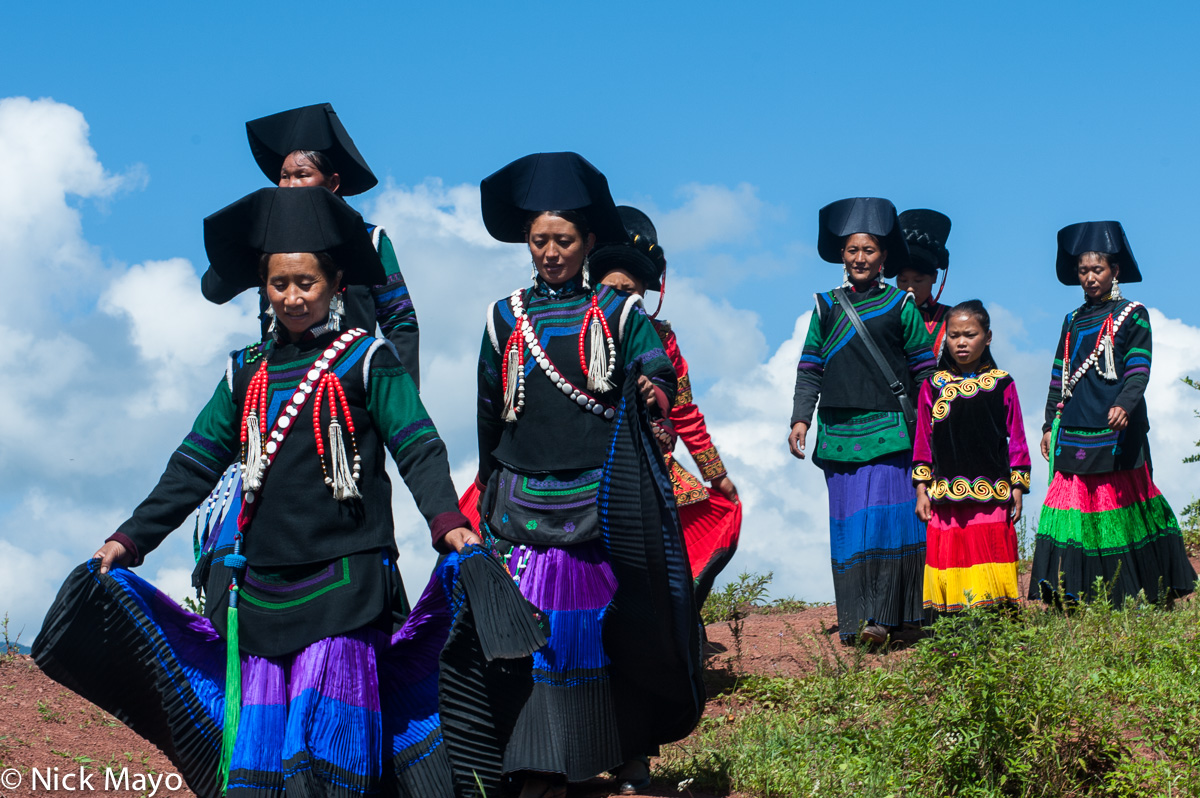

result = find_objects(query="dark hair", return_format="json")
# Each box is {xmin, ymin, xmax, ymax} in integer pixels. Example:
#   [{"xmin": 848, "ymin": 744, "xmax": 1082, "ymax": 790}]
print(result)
[
  {"xmin": 258, "ymin": 251, "xmax": 341, "ymax": 285},
  {"xmin": 290, "ymin": 149, "xmax": 336, "ymax": 178},
  {"xmin": 841, "ymin": 233, "xmax": 885, "ymax": 251},
  {"xmin": 937, "ymin": 298, "xmax": 997, "ymax": 371},
  {"xmin": 522, "ymin": 209, "xmax": 592, "ymax": 242},
  {"xmin": 1077, "ymin": 251, "xmax": 1119, "ymax": 270}
]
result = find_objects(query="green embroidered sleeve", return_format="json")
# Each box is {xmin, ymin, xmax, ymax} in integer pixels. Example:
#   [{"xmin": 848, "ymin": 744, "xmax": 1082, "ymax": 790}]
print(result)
[
  {"xmin": 111, "ymin": 377, "xmax": 240, "ymax": 565},
  {"xmin": 367, "ymin": 344, "xmax": 465, "ymax": 537}
]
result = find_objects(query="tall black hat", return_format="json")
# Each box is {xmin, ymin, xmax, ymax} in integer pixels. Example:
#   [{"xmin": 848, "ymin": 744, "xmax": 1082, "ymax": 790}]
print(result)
[
  {"xmin": 202, "ymin": 187, "xmax": 385, "ymax": 296},
  {"xmin": 898, "ymin": 209, "xmax": 951, "ymax": 276},
  {"xmin": 588, "ymin": 205, "xmax": 667, "ymax": 290},
  {"xmin": 479, "ymin": 152, "xmax": 627, "ymax": 245},
  {"xmin": 817, "ymin": 197, "xmax": 911, "ymax": 278},
  {"xmin": 246, "ymin": 103, "xmax": 378, "ymax": 197},
  {"xmin": 1055, "ymin": 221, "xmax": 1141, "ymax": 285}
]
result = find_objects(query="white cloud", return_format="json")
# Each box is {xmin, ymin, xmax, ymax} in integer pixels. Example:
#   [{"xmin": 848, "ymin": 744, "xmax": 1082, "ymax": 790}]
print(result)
[
  {"xmin": 0, "ymin": 99, "xmax": 232, "ymax": 635},
  {"xmin": 656, "ymin": 183, "xmax": 768, "ymax": 252},
  {"xmin": 101, "ymin": 258, "xmax": 258, "ymax": 413},
  {"xmin": 2, "ymin": 97, "xmax": 1198, "ymax": 641},
  {"xmin": 0, "ymin": 97, "xmax": 136, "ymax": 328}
]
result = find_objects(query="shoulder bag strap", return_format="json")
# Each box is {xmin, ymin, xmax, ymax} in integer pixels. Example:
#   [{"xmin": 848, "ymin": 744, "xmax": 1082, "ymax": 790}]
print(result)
[{"xmin": 831, "ymin": 287, "xmax": 916, "ymax": 428}]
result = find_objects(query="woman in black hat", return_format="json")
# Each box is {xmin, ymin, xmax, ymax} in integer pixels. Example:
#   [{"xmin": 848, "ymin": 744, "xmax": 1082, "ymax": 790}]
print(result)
[
  {"xmin": 202, "ymin": 103, "xmax": 421, "ymax": 388},
  {"xmin": 593, "ymin": 205, "xmax": 742, "ymax": 607},
  {"xmin": 787, "ymin": 198, "xmax": 938, "ymax": 644},
  {"xmin": 34, "ymin": 187, "xmax": 475, "ymax": 798},
  {"xmin": 1030, "ymin": 221, "xmax": 1195, "ymax": 606},
  {"xmin": 441, "ymin": 153, "xmax": 701, "ymax": 798},
  {"xmin": 897, "ymin": 209, "xmax": 952, "ymax": 354}
]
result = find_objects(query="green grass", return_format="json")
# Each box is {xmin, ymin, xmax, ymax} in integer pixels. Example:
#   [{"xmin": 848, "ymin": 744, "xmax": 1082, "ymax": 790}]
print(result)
[{"xmin": 662, "ymin": 589, "xmax": 1200, "ymax": 797}]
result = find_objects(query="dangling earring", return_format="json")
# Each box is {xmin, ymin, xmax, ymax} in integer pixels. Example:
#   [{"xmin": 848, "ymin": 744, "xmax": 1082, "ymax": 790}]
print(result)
[
  {"xmin": 329, "ymin": 291, "xmax": 345, "ymax": 331},
  {"xmin": 265, "ymin": 305, "xmax": 278, "ymax": 337},
  {"xmin": 530, "ymin": 259, "xmax": 538, "ymax": 281},
  {"xmin": 1110, "ymin": 277, "xmax": 1122, "ymax": 301},
  {"xmin": 841, "ymin": 266, "xmax": 851, "ymax": 288},
  {"xmin": 582, "ymin": 255, "xmax": 591, "ymax": 291}
]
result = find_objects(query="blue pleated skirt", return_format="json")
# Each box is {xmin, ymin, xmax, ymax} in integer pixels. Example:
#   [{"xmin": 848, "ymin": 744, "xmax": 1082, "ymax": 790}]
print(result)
[
  {"xmin": 34, "ymin": 560, "xmax": 454, "ymax": 798},
  {"xmin": 825, "ymin": 452, "xmax": 927, "ymax": 639}
]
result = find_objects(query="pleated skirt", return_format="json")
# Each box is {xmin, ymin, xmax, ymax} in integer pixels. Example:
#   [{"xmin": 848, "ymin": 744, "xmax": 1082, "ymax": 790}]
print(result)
[
  {"xmin": 498, "ymin": 539, "xmax": 622, "ymax": 781},
  {"xmin": 33, "ymin": 560, "xmax": 453, "ymax": 798},
  {"xmin": 825, "ymin": 452, "xmax": 927, "ymax": 640},
  {"xmin": 1030, "ymin": 464, "xmax": 1196, "ymax": 604},
  {"xmin": 924, "ymin": 502, "xmax": 1019, "ymax": 613},
  {"xmin": 679, "ymin": 489, "xmax": 742, "ymax": 607}
]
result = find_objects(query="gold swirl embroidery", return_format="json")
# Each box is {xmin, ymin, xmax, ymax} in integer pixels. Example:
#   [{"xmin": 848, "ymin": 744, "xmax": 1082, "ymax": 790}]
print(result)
[
  {"xmin": 675, "ymin": 372, "xmax": 693, "ymax": 406},
  {"xmin": 931, "ymin": 369, "xmax": 1009, "ymax": 422},
  {"xmin": 912, "ymin": 464, "xmax": 933, "ymax": 482},
  {"xmin": 1010, "ymin": 470, "xmax": 1031, "ymax": 491},
  {"xmin": 693, "ymin": 445, "xmax": 726, "ymax": 480},
  {"xmin": 929, "ymin": 477, "xmax": 1012, "ymax": 502}
]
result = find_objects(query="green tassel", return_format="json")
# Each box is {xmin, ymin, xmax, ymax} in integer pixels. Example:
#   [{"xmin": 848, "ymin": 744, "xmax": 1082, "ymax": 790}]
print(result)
[
  {"xmin": 1047, "ymin": 413, "xmax": 1062, "ymax": 486},
  {"xmin": 219, "ymin": 588, "xmax": 241, "ymax": 794},
  {"xmin": 193, "ymin": 515, "xmax": 202, "ymax": 565}
]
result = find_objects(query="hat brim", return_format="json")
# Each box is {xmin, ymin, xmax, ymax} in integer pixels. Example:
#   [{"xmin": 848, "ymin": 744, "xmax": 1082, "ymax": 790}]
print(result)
[
  {"xmin": 246, "ymin": 104, "xmax": 378, "ymax": 196},
  {"xmin": 817, "ymin": 197, "xmax": 911, "ymax": 277},
  {"xmin": 1055, "ymin": 221, "xmax": 1141, "ymax": 285},
  {"xmin": 480, "ymin": 153, "xmax": 628, "ymax": 245},
  {"xmin": 203, "ymin": 187, "xmax": 385, "ymax": 298}
]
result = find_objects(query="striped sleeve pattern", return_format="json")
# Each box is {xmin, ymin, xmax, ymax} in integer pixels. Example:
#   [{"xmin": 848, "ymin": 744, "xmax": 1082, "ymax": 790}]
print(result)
[
  {"xmin": 1114, "ymin": 305, "xmax": 1152, "ymax": 413},
  {"xmin": 175, "ymin": 379, "xmax": 239, "ymax": 476},
  {"xmin": 791, "ymin": 304, "xmax": 825, "ymax": 425},
  {"xmin": 366, "ymin": 345, "xmax": 469, "ymax": 542},
  {"xmin": 110, "ymin": 375, "xmax": 240, "ymax": 565},
  {"xmin": 370, "ymin": 232, "xmax": 421, "ymax": 388},
  {"xmin": 1043, "ymin": 314, "xmax": 1071, "ymax": 431},
  {"xmin": 621, "ymin": 301, "xmax": 677, "ymax": 405},
  {"xmin": 900, "ymin": 299, "xmax": 937, "ymax": 381},
  {"xmin": 477, "ymin": 326, "xmax": 504, "ymax": 485}
]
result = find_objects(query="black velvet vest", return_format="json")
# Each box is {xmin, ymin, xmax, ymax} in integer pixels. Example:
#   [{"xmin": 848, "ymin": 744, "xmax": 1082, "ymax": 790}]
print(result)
[{"xmin": 229, "ymin": 331, "xmax": 396, "ymax": 567}]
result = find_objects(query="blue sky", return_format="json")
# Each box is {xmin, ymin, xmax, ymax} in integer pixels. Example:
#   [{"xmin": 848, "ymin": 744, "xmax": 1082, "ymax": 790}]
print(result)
[
  {"xmin": 9, "ymin": 1, "xmax": 1200, "ymax": 342},
  {"xmin": 2, "ymin": 2, "xmax": 1199, "ymax": 636}
]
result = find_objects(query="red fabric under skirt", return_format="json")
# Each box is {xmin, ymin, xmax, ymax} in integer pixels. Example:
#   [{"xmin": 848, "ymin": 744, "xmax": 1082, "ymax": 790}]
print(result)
[
  {"xmin": 458, "ymin": 480, "xmax": 482, "ymax": 530},
  {"xmin": 680, "ymin": 489, "xmax": 742, "ymax": 606},
  {"xmin": 924, "ymin": 502, "xmax": 1019, "ymax": 613}
]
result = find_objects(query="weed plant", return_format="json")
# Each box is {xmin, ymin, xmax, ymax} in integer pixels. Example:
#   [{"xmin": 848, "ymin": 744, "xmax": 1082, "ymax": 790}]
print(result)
[{"xmin": 661, "ymin": 592, "xmax": 1200, "ymax": 797}]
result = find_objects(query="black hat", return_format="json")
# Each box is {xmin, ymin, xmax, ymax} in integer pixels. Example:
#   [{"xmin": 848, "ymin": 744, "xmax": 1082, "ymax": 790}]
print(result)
[
  {"xmin": 1055, "ymin": 221, "xmax": 1141, "ymax": 285},
  {"xmin": 817, "ymin": 197, "xmax": 911, "ymax": 278},
  {"xmin": 480, "ymin": 152, "xmax": 627, "ymax": 245},
  {"xmin": 588, "ymin": 205, "xmax": 667, "ymax": 290},
  {"xmin": 246, "ymin": 103, "xmax": 378, "ymax": 197},
  {"xmin": 202, "ymin": 187, "xmax": 384, "ymax": 296},
  {"xmin": 898, "ymin": 209, "xmax": 951, "ymax": 276}
]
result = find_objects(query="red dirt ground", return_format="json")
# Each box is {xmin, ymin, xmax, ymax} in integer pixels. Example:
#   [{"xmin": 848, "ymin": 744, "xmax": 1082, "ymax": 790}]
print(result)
[{"xmin": 3, "ymin": 557, "xmax": 1195, "ymax": 797}]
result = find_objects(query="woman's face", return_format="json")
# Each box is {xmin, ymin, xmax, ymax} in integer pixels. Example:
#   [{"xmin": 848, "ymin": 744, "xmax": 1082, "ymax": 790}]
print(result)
[
  {"xmin": 896, "ymin": 267, "xmax": 935, "ymax": 305},
  {"xmin": 264, "ymin": 252, "xmax": 342, "ymax": 339},
  {"xmin": 527, "ymin": 213, "xmax": 595, "ymax": 286},
  {"xmin": 842, "ymin": 233, "xmax": 887, "ymax": 288},
  {"xmin": 600, "ymin": 268, "xmax": 646, "ymax": 295},
  {"xmin": 945, "ymin": 312, "xmax": 991, "ymax": 371},
  {"xmin": 1077, "ymin": 253, "xmax": 1118, "ymax": 302},
  {"xmin": 279, "ymin": 151, "xmax": 341, "ymax": 194}
]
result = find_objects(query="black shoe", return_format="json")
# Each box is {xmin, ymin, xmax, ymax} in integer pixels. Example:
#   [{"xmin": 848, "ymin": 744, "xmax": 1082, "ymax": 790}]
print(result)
[{"xmin": 615, "ymin": 757, "xmax": 650, "ymax": 795}]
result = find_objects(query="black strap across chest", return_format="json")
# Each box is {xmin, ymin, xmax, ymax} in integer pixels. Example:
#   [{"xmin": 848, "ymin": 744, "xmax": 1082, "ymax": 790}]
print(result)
[{"xmin": 831, "ymin": 287, "xmax": 916, "ymax": 429}]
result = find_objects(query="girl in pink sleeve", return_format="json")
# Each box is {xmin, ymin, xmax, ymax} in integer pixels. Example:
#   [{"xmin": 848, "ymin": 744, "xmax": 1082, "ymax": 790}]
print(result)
[{"xmin": 913, "ymin": 300, "xmax": 1031, "ymax": 615}]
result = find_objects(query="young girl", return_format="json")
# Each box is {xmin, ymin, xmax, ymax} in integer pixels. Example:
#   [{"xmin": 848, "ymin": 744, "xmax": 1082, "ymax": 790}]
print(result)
[{"xmin": 913, "ymin": 300, "xmax": 1031, "ymax": 614}]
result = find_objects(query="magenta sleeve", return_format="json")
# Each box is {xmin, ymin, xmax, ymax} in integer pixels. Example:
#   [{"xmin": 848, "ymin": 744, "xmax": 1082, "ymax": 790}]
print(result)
[{"xmin": 911, "ymin": 379, "xmax": 935, "ymax": 484}]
